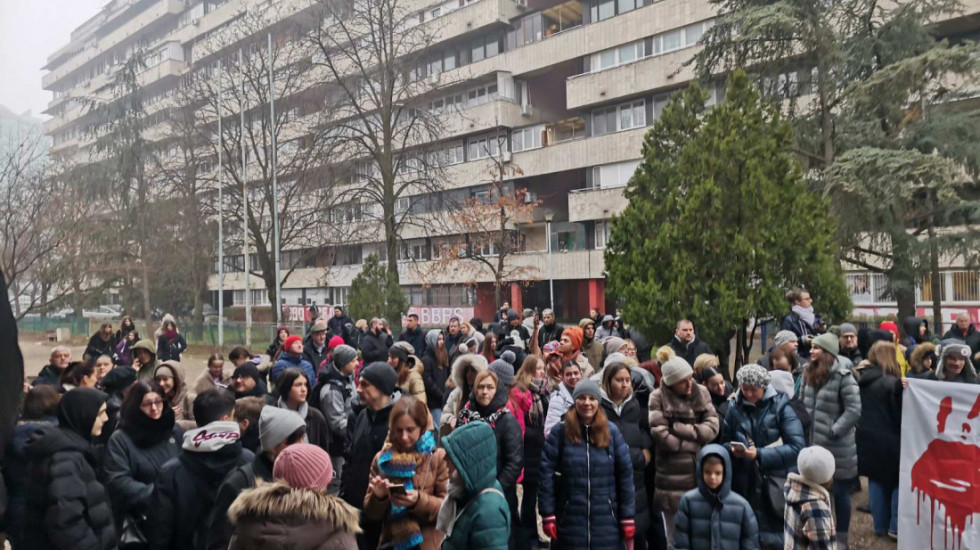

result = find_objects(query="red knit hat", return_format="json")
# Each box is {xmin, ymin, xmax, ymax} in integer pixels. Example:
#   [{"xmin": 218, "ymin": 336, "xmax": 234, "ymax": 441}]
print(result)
[
  {"xmin": 562, "ymin": 326, "xmax": 584, "ymax": 351},
  {"xmin": 879, "ymin": 321, "xmax": 899, "ymax": 339},
  {"xmin": 273, "ymin": 443, "xmax": 334, "ymax": 490},
  {"xmin": 328, "ymin": 335, "xmax": 344, "ymax": 351},
  {"xmin": 284, "ymin": 335, "xmax": 304, "ymax": 353}
]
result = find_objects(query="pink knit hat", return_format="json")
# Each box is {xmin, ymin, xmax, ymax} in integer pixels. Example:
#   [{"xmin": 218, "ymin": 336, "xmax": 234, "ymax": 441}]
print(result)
[{"xmin": 273, "ymin": 443, "xmax": 334, "ymax": 490}]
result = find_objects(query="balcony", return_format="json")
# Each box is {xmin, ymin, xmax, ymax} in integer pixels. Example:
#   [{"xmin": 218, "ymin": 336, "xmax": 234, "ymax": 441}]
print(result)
[
  {"xmin": 43, "ymin": 0, "xmax": 184, "ymax": 89},
  {"xmin": 568, "ymin": 186, "xmax": 628, "ymax": 221},
  {"xmin": 430, "ymin": 0, "xmax": 527, "ymax": 44},
  {"xmin": 441, "ymin": 98, "xmax": 544, "ymax": 138},
  {"xmin": 566, "ymin": 46, "xmax": 699, "ymax": 109}
]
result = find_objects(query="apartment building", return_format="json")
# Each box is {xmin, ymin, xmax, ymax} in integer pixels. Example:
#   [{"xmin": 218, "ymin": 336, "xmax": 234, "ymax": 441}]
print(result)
[{"xmin": 42, "ymin": 0, "xmax": 980, "ymax": 323}]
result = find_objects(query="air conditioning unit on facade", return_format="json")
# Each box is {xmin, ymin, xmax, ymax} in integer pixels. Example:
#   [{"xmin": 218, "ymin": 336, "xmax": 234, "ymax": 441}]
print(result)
[
  {"xmin": 428, "ymin": 73, "xmax": 440, "ymax": 86},
  {"xmin": 520, "ymin": 104, "xmax": 533, "ymax": 117},
  {"xmin": 501, "ymin": 151, "xmax": 512, "ymax": 163},
  {"xmin": 192, "ymin": 17, "xmax": 201, "ymax": 25}
]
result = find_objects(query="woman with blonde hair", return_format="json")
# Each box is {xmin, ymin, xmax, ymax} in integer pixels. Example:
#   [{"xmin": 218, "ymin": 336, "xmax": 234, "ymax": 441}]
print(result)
[{"xmin": 855, "ymin": 341, "xmax": 905, "ymax": 538}]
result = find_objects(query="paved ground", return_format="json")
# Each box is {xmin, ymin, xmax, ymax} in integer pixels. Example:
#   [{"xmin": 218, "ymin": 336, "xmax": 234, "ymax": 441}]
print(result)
[{"xmin": 17, "ymin": 333, "xmax": 894, "ymax": 548}]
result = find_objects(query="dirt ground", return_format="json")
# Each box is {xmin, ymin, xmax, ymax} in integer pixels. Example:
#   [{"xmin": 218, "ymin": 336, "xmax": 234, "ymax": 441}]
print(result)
[{"xmin": 17, "ymin": 333, "xmax": 894, "ymax": 549}]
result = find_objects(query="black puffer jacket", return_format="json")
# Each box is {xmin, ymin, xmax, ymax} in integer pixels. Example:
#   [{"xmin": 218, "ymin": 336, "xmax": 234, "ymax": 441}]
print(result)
[
  {"xmin": 4, "ymin": 418, "xmax": 57, "ymax": 548},
  {"xmin": 146, "ymin": 422, "xmax": 254, "ymax": 550},
  {"xmin": 22, "ymin": 424, "xmax": 116, "ymax": 550},
  {"xmin": 421, "ymin": 332, "xmax": 452, "ymax": 412},
  {"xmin": 855, "ymin": 364, "xmax": 903, "ymax": 486},
  {"xmin": 457, "ymin": 385, "xmax": 524, "ymax": 490},
  {"xmin": 340, "ymin": 396, "xmax": 398, "ymax": 510},
  {"xmin": 86, "ymin": 333, "xmax": 118, "ymax": 361},
  {"xmin": 103, "ymin": 417, "xmax": 182, "ymax": 524},
  {"xmin": 205, "ymin": 452, "xmax": 275, "ymax": 550},
  {"xmin": 601, "ymin": 393, "xmax": 652, "ymax": 518}
]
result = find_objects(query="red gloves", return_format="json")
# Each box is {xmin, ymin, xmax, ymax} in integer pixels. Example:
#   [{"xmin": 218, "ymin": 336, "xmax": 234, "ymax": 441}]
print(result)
[
  {"xmin": 621, "ymin": 518, "xmax": 636, "ymax": 540},
  {"xmin": 543, "ymin": 516, "xmax": 557, "ymax": 540}
]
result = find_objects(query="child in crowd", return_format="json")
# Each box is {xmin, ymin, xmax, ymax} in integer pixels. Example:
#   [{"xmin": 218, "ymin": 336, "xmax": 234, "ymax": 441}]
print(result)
[
  {"xmin": 784, "ymin": 446, "xmax": 837, "ymax": 550},
  {"xmin": 675, "ymin": 443, "xmax": 759, "ymax": 550}
]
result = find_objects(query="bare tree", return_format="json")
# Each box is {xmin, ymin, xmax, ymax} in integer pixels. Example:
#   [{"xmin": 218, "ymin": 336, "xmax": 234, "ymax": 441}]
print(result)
[
  {"xmin": 183, "ymin": 4, "xmax": 338, "ymax": 308},
  {"xmin": 421, "ymin": 132, "xmax": 539, "ymax": 305},
  {"xmin": 308, "ymin": 0, "xmax": 455, "ymax": 282}
]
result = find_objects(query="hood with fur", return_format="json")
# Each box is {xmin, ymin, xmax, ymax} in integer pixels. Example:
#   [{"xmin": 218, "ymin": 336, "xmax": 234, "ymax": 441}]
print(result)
[
  {"xmin": 450, "ymin": 353, "xmax": 488, "ymax": 395},
  {"xmin": 909, "ymin": 341, "xmax": 937, "ymax": 374},
  {"xmin": 229, "ymin": 480, "xmax": 360, "ymax": 549}
]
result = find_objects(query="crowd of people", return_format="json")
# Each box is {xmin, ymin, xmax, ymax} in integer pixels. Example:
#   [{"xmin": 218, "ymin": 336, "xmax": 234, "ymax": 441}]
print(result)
[{"xmin": 5, "ymin": 295, "xmax": 980, "ymax": 550}]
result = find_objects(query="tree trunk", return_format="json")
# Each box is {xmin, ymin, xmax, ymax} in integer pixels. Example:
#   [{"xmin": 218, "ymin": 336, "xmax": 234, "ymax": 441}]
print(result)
[
  {"xmin": 733, "ymin": 318, "xmax": 747, "ymax": 379},
  {"xmin": 928, "ymin": 224, "xmax": 942, "ymax": 334}
]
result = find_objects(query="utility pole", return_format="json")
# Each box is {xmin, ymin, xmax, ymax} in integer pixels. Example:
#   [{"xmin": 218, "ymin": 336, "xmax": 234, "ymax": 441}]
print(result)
[
  {"xmin": 268, "ymin": 32, "xmax": 282, "ymax": 325},
  {"xmin": 217, "ymin": 59, "xmax": 224, "ymax": 346},
  {"xmin": 239, "ymin": 48, "xmax": 251, "ymax": 347}
]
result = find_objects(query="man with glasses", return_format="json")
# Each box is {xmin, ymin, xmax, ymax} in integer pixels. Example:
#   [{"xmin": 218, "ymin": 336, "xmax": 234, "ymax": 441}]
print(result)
[{"xmin": 838, "ymin": 323, "xmax": 861, "ymax": 364}]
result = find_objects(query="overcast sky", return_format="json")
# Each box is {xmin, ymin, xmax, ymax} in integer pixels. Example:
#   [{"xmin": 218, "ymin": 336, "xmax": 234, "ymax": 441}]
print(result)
[{"xmin": 0, "ymin": 0, "xmax": 105, "ymax": 119}]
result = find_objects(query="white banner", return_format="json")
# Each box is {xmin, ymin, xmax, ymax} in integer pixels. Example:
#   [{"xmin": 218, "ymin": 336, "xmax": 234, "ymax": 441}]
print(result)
[
  {"xmin": 403, "ymin": 306, "xmax": 474, "ymax": 327},
  {"xmin": 898, "ymin": 378, "xmax": 980, "ymax": 550}
]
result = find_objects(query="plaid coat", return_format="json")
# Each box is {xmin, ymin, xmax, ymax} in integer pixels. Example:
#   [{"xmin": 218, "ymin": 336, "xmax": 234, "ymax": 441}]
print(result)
[{"xmin": 783, "ymin": 474, "xmax": 836, "ymax": 550}]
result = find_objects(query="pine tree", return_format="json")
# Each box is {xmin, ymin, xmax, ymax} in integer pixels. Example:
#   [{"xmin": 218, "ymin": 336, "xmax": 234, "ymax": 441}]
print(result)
[
  {"xmin": 348, "ymin": 254, "xmax": 409, "ymax": 330},
  {"xmin": 605, "ymin": 71, "xmax": 850, "ymax": 368}
]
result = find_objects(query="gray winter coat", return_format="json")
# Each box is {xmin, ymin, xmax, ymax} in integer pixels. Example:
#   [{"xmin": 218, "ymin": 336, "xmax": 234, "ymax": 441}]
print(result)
[
  {"xmin": 674, "ymin": 444, "xmax": 760, "ymax": 550},
  {"xmin": 799, "ymin": 357, "xmax": 861, "ymax": 480}
]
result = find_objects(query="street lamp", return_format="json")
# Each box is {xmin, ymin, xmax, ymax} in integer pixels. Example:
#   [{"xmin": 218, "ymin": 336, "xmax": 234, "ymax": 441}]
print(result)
[{"xmin": 544, "ymin": 210, "xmax": 555, "ymax": 312}]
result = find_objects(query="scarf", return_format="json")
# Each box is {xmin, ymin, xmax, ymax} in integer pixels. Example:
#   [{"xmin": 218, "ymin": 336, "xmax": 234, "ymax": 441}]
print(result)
[
  {"xmin": 792, "ymin": 304, "xmax": 815, "ymax": 328},
  {"xmin": 458, "ymin": 400, "xmax": 509, "ymax": 428},
  {"xmin": 377, "ymin": 430, "xmax": 436, "ymax": 550},
  {"xmin": 527, "ymin": 380, "xmax": 547, "ymax": 425},
  {"xmin": 125, "ymin": 405, "xmax": 177, "ymax": 448},
  {"xmin": 436, "ymin": 474, "xmax": 467, "ymax": 535}
]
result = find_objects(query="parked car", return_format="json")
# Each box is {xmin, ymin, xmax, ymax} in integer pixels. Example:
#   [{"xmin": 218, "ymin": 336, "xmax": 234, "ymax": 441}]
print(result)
[{"xmin": 82, "ymin": 306, "xmax": 123, "ymax": 319}]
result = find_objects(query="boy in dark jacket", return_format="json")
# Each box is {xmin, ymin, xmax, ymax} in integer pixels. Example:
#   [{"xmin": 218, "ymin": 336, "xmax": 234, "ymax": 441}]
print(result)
[
  {"xmin": 147, "ymin": 388, "xmax": 253, "ymax": 550},
  {"xmin": 675, "ymin": 444, "xmax": 759, "ymax": 550}
]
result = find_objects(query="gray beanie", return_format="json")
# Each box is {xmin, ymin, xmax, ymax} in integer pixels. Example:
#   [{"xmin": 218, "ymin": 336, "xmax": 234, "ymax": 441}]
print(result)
[
  {"xmin": 360, "ymin": 362, "xmax": 399, "ymax": 396},
  {"xmin": 661, "ymin": 357, "xmax": 694, "ymax": 387},
  {"xmin": 736, "ymin": 364, "xmax": 770, "ymax": 387},
  {"xmin": 839, "ymin": 323, "xmax": 857, "ymax": 336},
  {"xmin": 488, "ymin": 350, "xmax": 517, "ymax": 387},
  {"xmin": 259, "ymin": 406, "xmax": 307, "ymax": 452},
  {"xmin": 332, "ymin": 345, "xmax": 358, "ymax": 370},
  {"xmin": 812, "ymin": 333, "xmax": 839, "ymax": 356},
  {"xmin": 773, "ymin": 330, "xmax": 799, "ymax": 348},
  {"xmin": 798, "ymin": 445, "xmax": 836, "ymax": 485},
  {"xmin": 604, "ymin": 352, "xmax": 628, "ymax": 369},
  {"xmin": 571, "ymin": 379, "xmax": 602, "ymax": 401}
]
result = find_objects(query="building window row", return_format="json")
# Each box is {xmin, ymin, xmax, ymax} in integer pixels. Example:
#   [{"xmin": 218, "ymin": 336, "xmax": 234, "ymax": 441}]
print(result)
[{"xmin": 587, "ymin": 18, "xmax": 714, "ymax": 74}]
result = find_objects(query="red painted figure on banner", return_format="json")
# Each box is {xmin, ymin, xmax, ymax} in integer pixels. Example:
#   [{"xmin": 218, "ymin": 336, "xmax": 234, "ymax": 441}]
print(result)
[{"xmin": 910, "ymin": 391, "xmax": 980, "ymax": 550}]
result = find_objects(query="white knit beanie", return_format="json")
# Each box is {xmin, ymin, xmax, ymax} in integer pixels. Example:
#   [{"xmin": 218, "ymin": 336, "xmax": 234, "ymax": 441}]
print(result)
[
  {"xmin": 661, "ymin": 357, "xmax": 694, "ymax": 387},
  {"xmin": 798, "ymin": 446, "xmax": 835, "ymax": 485}
]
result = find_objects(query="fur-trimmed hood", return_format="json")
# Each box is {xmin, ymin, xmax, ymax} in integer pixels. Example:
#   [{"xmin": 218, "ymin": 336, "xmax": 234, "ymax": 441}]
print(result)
[
  {"xmin": 450, "ymin": 353, "xmax": 488, "ymax": 394},
  {"xmin": 909, "ymin": 341, "xmax": 937, "ymax": 374},
  {"xmin": 228, "ymin": 480, "xmax": 361, "ymax": 550}
]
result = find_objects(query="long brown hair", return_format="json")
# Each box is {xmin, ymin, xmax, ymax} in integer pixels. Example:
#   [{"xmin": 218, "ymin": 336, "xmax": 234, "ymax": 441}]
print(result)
[
  {"xmin": 769, "ymin": 346, "xmax": 798, "ymax": 372},
  {"xmin": 514, "ymin": 355, "xmax": 543, "ymax": 391},
  {"xmin": 865, "ymin": 341, "xmax": 902, "ymax": 378},
  {"xmin": 435, "ymin": 332, "xmax": 450, "ymax": 369},
  {"xmin": 481, "ymin": 332, "xmax": 498, "ymax": 362},
  {"xmin": 803, "ymin": 350, "xmax": 835, "ymax": 387},
  {"xmin": 564, "ymin": 398, "xmax": 611, "ymax": 448}
]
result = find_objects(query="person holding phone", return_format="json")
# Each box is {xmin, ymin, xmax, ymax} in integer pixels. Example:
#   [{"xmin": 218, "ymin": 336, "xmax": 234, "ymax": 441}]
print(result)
[
  {"xmin": 364, "ymin": 396, "xmax": 448, "ymax": 550},
  {"xmin": 718, "ymin": 364, "xmax": 804, "ymax": 549}
]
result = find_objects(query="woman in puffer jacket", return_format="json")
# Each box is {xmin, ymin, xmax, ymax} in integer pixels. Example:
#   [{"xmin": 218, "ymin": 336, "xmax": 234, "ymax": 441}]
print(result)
[
  {"xmin": 439, "ymin": 353, "xmax": 488, "ymax": 436},
  {"xmin": 22, "ymin": 388, "xmax": 115, "ymax": 550},
  {"xmin": 103, "ymin": 379, "xmax": 183, "ymax": 527},
  {"xmin": 799, "ymin": 333, "xmax": 861, "ymax": 546},
  {"xmin": 718, "ymin": 364, "xmax": 804, "ymax": 549},
  {"xmin": 648, "ymin": 357, "xmax": 719, "ymax": 542},
  {"xmin": 540, "ymin": 380, "xmax": 635, "ymax": 550},
  {"xmin": 601, "ymin": 363, "xmax": 653, "ymax": 550}
]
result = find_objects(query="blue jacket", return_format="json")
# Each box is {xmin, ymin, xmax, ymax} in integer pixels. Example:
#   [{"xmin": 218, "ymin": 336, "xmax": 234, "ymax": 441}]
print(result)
[
  {"xmin": 718, "ymin": 386, "xmax": 804, "ymax": 547},
  {"xmin": 270, "ymin": 352, "xmax": 315, "ymax": 386},
  {"xmin": 675, "ymin": 444, "xmax": 759, "ymax": 550},
  {"xmin": 540, "ymin": 420, "xmax": 635, "ymax": 550}
]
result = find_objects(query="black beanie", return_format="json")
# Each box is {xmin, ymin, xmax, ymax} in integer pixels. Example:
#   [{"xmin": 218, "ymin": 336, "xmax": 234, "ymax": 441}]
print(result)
[
  {"xmin": 58, "ymin": 388, "xmax": 108, "ymax": 441},
  {"xmin": 233, "ymin": 363, "xmax": 261, "ymax": 383},
  {"xmin": 360, "ymin": 362, "xmax": 398, "ymax": 396}
]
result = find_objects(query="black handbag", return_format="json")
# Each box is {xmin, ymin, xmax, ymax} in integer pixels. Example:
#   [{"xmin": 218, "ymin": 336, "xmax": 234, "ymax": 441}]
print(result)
[
  {"xmin": 119, "ymin": 514, "xmax": 148, "ymax": 550},
  {"xmin": 759, "ymin": 467, "xmax": 787, "ymax": 520}
]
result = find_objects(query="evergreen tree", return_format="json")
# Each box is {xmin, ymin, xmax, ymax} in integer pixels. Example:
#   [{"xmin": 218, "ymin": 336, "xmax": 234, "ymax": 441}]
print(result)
[
  {"xmin": 348, "ymin": 254, "xmax": 409, "ymax": 330},
  {"xmin": 605, "ymin": 71, "xmax": 849, "ymax": 367},
  {"xmin": 692, "ymin": 0, "xmax": 980, "ymax": 325}
]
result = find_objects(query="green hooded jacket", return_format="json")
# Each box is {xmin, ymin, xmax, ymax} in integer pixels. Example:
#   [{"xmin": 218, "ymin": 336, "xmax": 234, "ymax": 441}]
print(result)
[
  {"xmin": 440, "ymin": 422, "xmax": 510, "ymax": 550},
  {"xmin": 131, "ymin": 339, "xmax": 160, "ymax": 380}
]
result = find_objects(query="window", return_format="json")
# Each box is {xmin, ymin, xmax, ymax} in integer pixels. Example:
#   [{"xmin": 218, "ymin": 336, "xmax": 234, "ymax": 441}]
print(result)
[
  {"xmin": 511, "ymin": 124, "xmax": 544, "ymax": 152},
  {"xmin": 846, "ymin": 273, "xmax": 872, "ymax": 303},
  {"xmin": 661, "ymin": 29, "xmax": 682, "ymax": 52},
  {"xmin": 592, "ymin": 40, "xmax": 643, "ymax": 72},
  {"xmin": 592, "ymin": 159, "xmax": 641, "ymax": 189},
  {"xmin": 550, "ymin": 222, "xmax": 588, "ymax": 252},
  {"xmin": 595, "ymin": 220, "xmax": 611, "ymax": 249},
  {"xmin": 467, "ymin": 83, "xmax": 498, "ymax": 106},
  {"xmin": 591, "ymin": 0, "xmax": 615, "ymax": 21},
  {"xmin": 467, "ymin": 134, "xmax": 504, "ymax": 160},
  {"xmin": 593, "ymin": 99, "xmax": 644, "ymax": 136},
  {"xmin": 400, "ymin": 239, "xmax": 430, "ymax": 261},
  {"xmin": 471, "ymin": 34, "xmax": 500, "ymax": 62}
]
